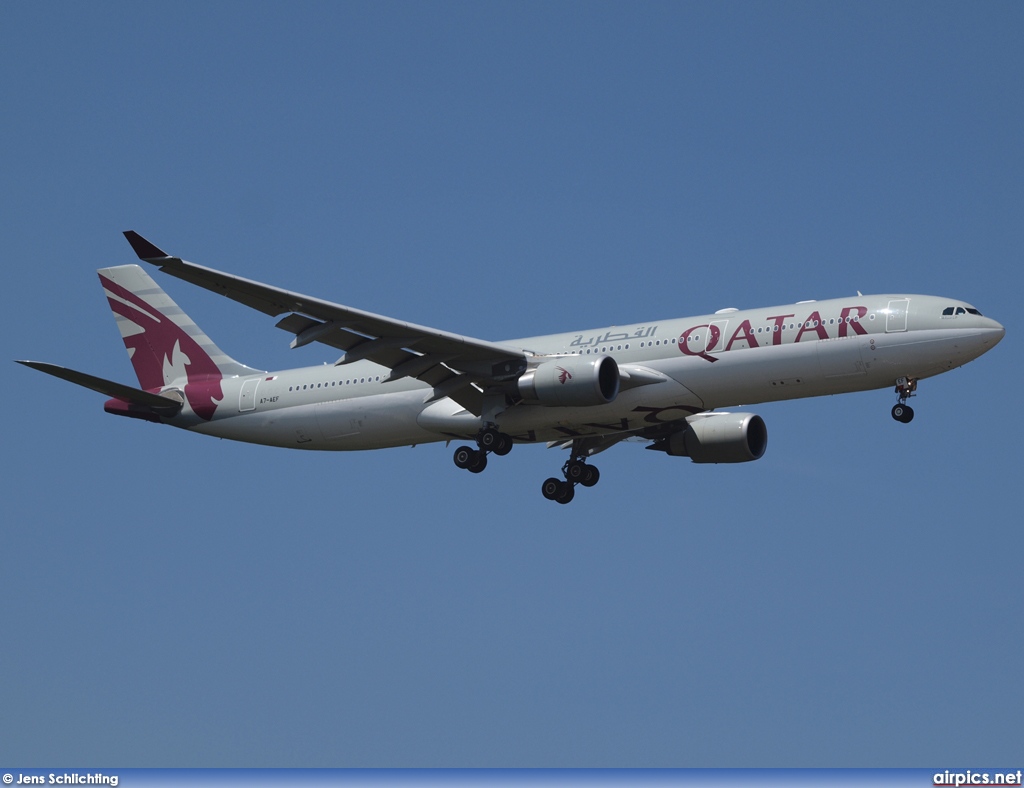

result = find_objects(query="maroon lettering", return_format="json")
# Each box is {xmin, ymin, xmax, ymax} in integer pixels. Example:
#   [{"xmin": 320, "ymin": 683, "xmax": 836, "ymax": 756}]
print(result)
[
  {"xmin": 726, "ymin": 319, "xmax": 759, "ymax": 351},
  {"xmin": 839, "ymin": 305, "xmax": 868, "ymax": 337},
  {"xmin": 679, "ymin": 324, "xmax": 720, "ymax": 363},
  {"xmin": 795, "ymin": 311, "xmax": 829, "ymax": 342},
  {"xmin": 766, "ymin": 313, "xmax": 795, "ymax": 346}
]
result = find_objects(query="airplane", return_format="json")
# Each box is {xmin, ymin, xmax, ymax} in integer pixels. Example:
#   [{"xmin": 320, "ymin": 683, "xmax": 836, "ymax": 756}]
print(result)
[{"xmin": 17, "ymin": 232, "xmax": 1005, "ymax": 503}]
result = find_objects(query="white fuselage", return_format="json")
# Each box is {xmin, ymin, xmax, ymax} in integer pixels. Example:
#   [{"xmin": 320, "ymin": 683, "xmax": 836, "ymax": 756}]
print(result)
[{"xmin": 176, "ymin": 293, "xmax": 1004, "ymax": 450}]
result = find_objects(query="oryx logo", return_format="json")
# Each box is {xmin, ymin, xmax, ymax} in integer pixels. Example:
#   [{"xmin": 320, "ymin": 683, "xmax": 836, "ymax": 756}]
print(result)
[
  {"xmin": 100, "ymin": 273, "xmax": 224, "ymax": 421},
  {"xmin": 557, "ymin": 366, "xmax": 573, "ymax": 384}
]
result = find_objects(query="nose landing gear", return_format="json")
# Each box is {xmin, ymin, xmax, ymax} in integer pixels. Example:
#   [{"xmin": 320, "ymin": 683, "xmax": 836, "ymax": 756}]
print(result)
[{"xmin": 891, "ymin": 377, "xmax": 917, "ymax": 423}]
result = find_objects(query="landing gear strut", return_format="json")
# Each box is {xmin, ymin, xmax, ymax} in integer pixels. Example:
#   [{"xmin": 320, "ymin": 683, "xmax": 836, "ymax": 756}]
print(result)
[
  {"xmin": 452, "ymin": 426, "xmax": 513, "ymax": 474},
  {"xmin": 891, "ymin": 377, "xmax": 917, "ymax": 423},
  {"xmin": 541, "ymin": 455, "xmax": 601, "ymax": 504}
]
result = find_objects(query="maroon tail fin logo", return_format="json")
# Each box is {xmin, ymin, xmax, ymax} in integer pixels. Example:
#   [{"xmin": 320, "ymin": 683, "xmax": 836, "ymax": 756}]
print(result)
[
  {"xmin": 100, "ymin": 273, "xmax": 223, "ymax": 420},
  {"xmin": 557, "ymin": 366, "xmax": 573, "ymax": 384}
]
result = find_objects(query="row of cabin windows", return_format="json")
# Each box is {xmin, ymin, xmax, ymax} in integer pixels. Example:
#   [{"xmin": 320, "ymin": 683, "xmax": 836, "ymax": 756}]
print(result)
[
  {"xmin": 288, "ymin": 375, "xmax": 382, "ymax": 392},
  {"xmin": 577, "ymin": 315, "xmax": 872, "ymax": 353}
]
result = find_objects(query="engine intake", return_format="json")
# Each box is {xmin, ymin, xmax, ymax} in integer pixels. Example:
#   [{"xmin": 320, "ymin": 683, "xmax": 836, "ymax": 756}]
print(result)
[
  {"xmin": 518, "ymin": 356, "xmax": 620, "ymax": 407},
  {"xmin": 666, "ymin": 413, "xmax": 768, "ymax": 463}
]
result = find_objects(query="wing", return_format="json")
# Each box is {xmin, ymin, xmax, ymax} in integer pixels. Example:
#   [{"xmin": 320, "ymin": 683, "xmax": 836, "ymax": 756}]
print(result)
[{"xmin": 123, "ymin": 232, "xmax": 528, "ymax": 414}]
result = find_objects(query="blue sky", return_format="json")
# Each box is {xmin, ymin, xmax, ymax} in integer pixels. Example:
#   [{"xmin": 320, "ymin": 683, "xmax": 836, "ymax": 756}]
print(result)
[{"xmin": 2, "ymin": 0, "xmax": 1021, "ymax": 767}]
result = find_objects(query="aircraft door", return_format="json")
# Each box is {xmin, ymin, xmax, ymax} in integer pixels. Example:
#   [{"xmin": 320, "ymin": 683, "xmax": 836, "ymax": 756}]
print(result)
[
  {"xmin": 239, "ymin": 377, "xmax": 260, "ymax": 412},
  {"xmin": 885, "ymin": 299, "xmax": 909, "ymax": 333},
  {"xmin": 692, "ymin": 320, "xmax": 730, "ymax": 355}
]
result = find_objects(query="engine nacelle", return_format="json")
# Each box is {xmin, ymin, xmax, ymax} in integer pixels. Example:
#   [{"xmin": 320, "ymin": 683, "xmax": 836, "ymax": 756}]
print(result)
[
  {"xmin": 666, "ymin": 413, "xmax": 768, "ymax": 463},
  {"xmin": 518, "ymin": 356, "xmax": 620, "ymax": 407}
]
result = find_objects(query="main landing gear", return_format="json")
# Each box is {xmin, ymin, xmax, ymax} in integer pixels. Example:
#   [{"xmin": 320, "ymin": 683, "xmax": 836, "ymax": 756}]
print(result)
[
  {"xmin": 891, "ymin": 377, "xmax": 917, "ymax": 423},
  {"xmin": 452, "ymin": 426, "xmax": 513, "ymax": 474},
  {"xmin": 541, "ymin": 457, "xmax": 600, "ymax": 505}
]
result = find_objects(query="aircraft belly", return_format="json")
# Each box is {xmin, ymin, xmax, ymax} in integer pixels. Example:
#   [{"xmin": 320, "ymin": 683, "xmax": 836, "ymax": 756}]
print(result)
[
  {"xmin": 311, "ymin": 393, "xmax": 438, "ymax": 449},
  {"xmin": 193, "ymin": 392, "xmax": 440, "ymax": 450}
]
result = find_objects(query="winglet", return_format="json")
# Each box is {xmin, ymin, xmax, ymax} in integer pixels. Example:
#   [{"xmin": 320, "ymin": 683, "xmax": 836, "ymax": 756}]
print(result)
[{"xmin": 123, "ymin": 230, "xmax": 170, "ymax": 260}]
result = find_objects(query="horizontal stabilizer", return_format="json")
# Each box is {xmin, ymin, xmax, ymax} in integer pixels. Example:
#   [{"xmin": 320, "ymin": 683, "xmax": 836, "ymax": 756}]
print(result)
[{"xmin": 15, "ymin": 360, "xmax": 183, "ymax": 413}]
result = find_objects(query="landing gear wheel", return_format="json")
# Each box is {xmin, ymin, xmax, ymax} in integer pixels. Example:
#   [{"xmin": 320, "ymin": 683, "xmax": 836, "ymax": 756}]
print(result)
[
  {"xmin": 565, "ymin": 459, "xmax": 588, "ymax": 483},
  {"xmin": 555, "ymin": 483, "xmax": 575, "ymax": 504},
  {"xmin": 492, "ymin": 433, "xmax": 513, "ymax": 456},
  {"xmin": 467, "ymin": 450, "xmax": 488, "ymax": 473},
  {"xmin": 891, "ymin": 404, "xmax": 914, "ymax": 423},
  {"xmin": 455, "ymin": 445, "xmax": 487, "ymax": 471},
  {"xmin": 542, "ymin": 477, "xmax": 565, "ymax": 501},
  {"xmin": 580, "ymin": 465, "xmax": 600, "ymax": 488},
  {"xmin": 478, "ymin": 427, "xmax": 501, "ymax": 451},
  {"xmin": 541, "ymin": 477, "xmax": 575, "ymax": 503},
  {"xmin": 453, "ymin": 445, "xmax": 476, "ymax": 469}
]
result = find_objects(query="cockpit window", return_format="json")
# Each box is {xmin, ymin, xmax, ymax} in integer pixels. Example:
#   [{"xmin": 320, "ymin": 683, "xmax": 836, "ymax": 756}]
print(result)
[{"xmin": 942, "ymin": 306, "xmax": 984, "ymax": 317}]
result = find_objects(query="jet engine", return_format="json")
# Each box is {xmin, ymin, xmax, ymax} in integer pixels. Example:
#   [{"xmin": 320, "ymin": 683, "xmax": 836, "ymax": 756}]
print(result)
[
  {"xmin": 664, "ymin": 413, "xmax": 768, "ymax": 463},
  {"xmin": 517, "ymin": 356, "xmax": 620, "ymax": 407}
]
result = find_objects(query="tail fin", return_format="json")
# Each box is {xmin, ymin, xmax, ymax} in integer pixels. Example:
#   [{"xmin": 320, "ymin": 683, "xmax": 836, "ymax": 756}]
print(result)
[{"xmin": 98, "ymin": 264, "xmax": 262, "ymax": 419}]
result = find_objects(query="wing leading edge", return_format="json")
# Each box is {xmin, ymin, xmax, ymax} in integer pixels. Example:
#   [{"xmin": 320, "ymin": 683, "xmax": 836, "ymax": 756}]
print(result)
[{"xmin": 123, "ymin": 231, "xmax": 528, "ymax": 414}]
